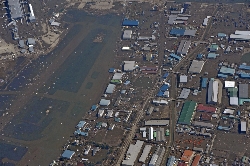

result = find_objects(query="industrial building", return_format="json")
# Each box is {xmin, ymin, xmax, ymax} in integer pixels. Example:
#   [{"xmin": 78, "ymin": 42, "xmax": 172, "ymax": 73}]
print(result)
[
  {"xmin": 178, "ymin": 101, "xmax": 197, "ymax": 125},
  {"xmin": 145, "ymin": 120, "xmax": 169, "ymax": 126},
  {"xmin": 123, "ymin": 30, "xmax": 132, "ymax": 39},
  {"xmin": 230, "ymin": 30, "xmax": 250, "ymax": 40},
  {"xmin": 188, "ymin": 60, "xmax": 205, "ymax": 74},
  {"xmin": 139, "ymin": 145, "xmax": 152, "ymax": 163},
  {"xmin": 207, "ymin": 79, "xmax": 218, "ymax": 104},
  {"xmin": 122, "ymin": 140, "xmax": 144, "ymax": 166},
  {"xmin": 105, "ymin": 84, "xmax": 116, "ymax": 94},
  {"xmin": 177, "ymin": 40, "xmax": 191, "ymax": 55},
  {"xmin": 192, "ymin": 121, "xmax": 214, "ymax": 128},
  {"xmin": 239, "ymin": 84, "xmax": 248, "ymax": 98},
  {"xmin": 6, "ymin": 0, "xmax": 23, "ymax": 20}
]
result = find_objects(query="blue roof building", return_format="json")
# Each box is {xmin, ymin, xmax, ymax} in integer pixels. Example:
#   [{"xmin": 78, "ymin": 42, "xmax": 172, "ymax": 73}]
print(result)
[
  {"xmin": 170, "ymin": 29, "xmax": 185, "ymax": 36},
  {"xmin": 218, "ymin": 33, "xmax": 227, "ymax": 38},
  {"xmin": 217, "ymin": 73, "xmax": 228, "ymax": 78},
  {"xmin": 108, "ymin": 68, "xmax": 115, "ymax": 73},
  {"xmin": 74, "ymin": 130, "xmax": 88, "ymax": 136},
  {"xmin": 76, "ymin": 121, "xmax": 86, "ymax": 129},
  {"xmin": 196, "ymin": 54, "xmax": 203, "ymax": 60},
  {"xmin": 61, "ymin": 150, "xmax": 75, "ymax": 159},
  {"xmin": 157, "ymin": 91, "xmax": 164, "ymax": 97},
  {"xmin": 207, "ymin": 53, "xmax": 219, "ymax": 59},
  {"xmin": 240, "ymin": 73, "xmax": 250, "ymax": 78},
  {"xmin": 169, "ymin": 53, "xmax": 181, "ymax": 61},
  {"xmin": 201, "ymin": 77, "xmax": 208, "ymax": 88},
  {"xmin": 239, "ymin": 65, "xmax": 250, "ymax": 70},
  {"xmin": 91, "ymin": 105, "xmax": 98, "ymax": 111},
  {"xmin": 162, "ymin": 72, "xmax": 169, "ymax": 79},
  {"xmin": 219, "ymin": 66, "xmax": 235, "ymax": 75},
  {"xmin": 122, "ymin": 19, "xmax": 139, "ymax": 26},
  {"xmin": 160, "ymin": 84, "xmax": 169, "ymax": 91}
]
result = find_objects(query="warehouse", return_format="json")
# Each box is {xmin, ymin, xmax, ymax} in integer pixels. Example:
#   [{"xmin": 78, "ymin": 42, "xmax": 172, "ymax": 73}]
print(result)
[
  {"xmin": 139, "ymin": 145, "xmax": 152, "ymax": 163},
  {"xmin": 188, "ymin": 60, "xmax": 205, "ymax": 74},
  {"xmin": 178, "ymin": 88, "xmax": 190, "ymax": 99},
  {"xmin": 145, "ymin": 120, "xmax": 169, "ymax": 126},
  {"xmin": 178, "ymin": 101, "xmax": 197, "ymax": 125},
  {"xmin": 123, "ymin": 30, "xmax": 132, "ymax": 39},
  {"xmin": 207, "ymin": 79, "xmax": 218, "ymax": 104},
  {"xmin": 192, "ymin": 121, "xmax": 214, "ymax": 128},
  {"xmin": 177, "ymin": 40, "xmax": 191, "ymax": 55},
  {"xmin": 122, "ymin": 140, "xmax": 144, "ymax": 166},
  {"xmin": 239, "ymin": 84, "xmax": 248, "ymax": 98}
]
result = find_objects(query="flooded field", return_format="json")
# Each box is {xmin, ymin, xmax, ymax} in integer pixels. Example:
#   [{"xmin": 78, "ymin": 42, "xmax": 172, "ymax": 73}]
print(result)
[
  {"xmin": 0, "ymin": 95, "xmax": 16, "ymax": 117},
  {"xmin": 0, "ymin": 11, "xmax": 121, "ymax": 165}
]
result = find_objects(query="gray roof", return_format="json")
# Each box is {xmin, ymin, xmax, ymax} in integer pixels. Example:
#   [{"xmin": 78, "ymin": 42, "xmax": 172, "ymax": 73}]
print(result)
[
  {"xmin": 7, "ymin": 0, "xmax": 23, "ymax": 19},
  {"xmin": 188, "ymin": 60, "xmax": 205, "ymax": 74},
  {"xmin": 192, "ymin": 121, "xmax": 214, "ymax": 128},
  {"xmin": 61, "ymin": 150, "xmax": 75, "ymax": 159},
  {"xmin": 207, "ymin": 80, "xmax": 214, "ymax": 104},
  {"xmin": 144, "ymin": 120, "xmax": 169, "ymax": 126},
  {"xmin": 156, "ymin": 128, "xmax": 165, "ymax": 141},
  {"xmin": 99, "ymin": 99, "xmax": 110, "ymax": 106},
  {"xmin": 239, "ymin": 84, "xmax": 248, "ymax": 98},
  {"xmin": 112, "ymin": 73, "xmax": 123, "ymax": 80},
  {"xmin": 122, "ymin": 140, "xmax": 144, "ymax": 166},
  {"xmin": 123, "ymin": 30, "xmax": 132, "ymax": 39},
  {"xmin": 51, "ymin": 21, "xmax": 60, "ymax": 26},
  {"xmin": 20, "ymin": 49, "xmax": 26, "ymax": 53},
  {"xmin": 28, "ymin": 46, "xmax": 34, "ymax": 52},
  {"xmin": 177, "ymin": 40, "xmax": 191, "ymax": 55},
  {"xmin": 147, "ymin": 106, "xmax": 154, "ymax": 115},
  {"xmin": 105, "ymin": 84, "xmax": 116, "ymax": 94},
  {"xmin": 179, "ymin": 75, "xmax": 187, "ymax": 83},
  {"xmin": 149, "ymin": 154, "xmax": 158, "ymax": 166},
  {"xmin": 29, "ymin": 16, "xmax": 36, "ymax": 22},
  {"xmin": 178, "ymin": 88, "xmax": 190, "ymax": 99},
  {"xmin": 184, "ymin": 30, "xmax": 197, "ymax": 36},
  {"xmin": 123, "ymin": 61, "xmax": 136, "ymax": 71},
  {"xmin": 27, "ymin": 38, "xmax": 35, "ymax": 45},
  {"xmin": 19, "ymin": 40, "xmax": 25, "ymax": 48},
  {"xmin": 241, "ymin": 121, "xmax": 246, "ymax": 132},
  {"xmin": 139, "ymin": 145, "xmax": 152, "ymax": 163}
]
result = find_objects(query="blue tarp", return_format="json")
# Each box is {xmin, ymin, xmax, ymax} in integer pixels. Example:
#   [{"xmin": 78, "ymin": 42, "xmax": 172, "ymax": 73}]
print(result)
[
  {"xmin": 122, "ymin": 19, "xmax": 139, "ymax": 26},
  {"xmin": 197, "ymin": 54, "xmax": 203, "ymax": 59},
  {"xmin": 162, "ymin": 72, "xmax": 169, "ymax": 79}
]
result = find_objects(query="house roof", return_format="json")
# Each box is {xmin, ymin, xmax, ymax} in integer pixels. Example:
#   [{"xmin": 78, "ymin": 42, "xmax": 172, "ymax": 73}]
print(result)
[
  {"xmin": 191, "ymin": 154, "xmax": 201, "ymax": 166},
  {"xmin": 181, "ymin": 150, "xmax": 194, "ymax": 162},
  {"xmin": 196, "ymin": 104, "xmax": 216, "ymax": 113}
]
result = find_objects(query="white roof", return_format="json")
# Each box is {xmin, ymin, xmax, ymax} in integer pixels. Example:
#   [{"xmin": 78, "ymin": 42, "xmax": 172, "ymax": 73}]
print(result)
[
  {"xmin": 235, "ymin": 30, "xmax": 250, "ymax": 35},
  {"xmin": 179, "ymin": 75, "xmax": 188, "ymax": 82},
  {"xmin": 123, "ymin": 61, "xmax": 136, "ymax": 71},
  {"xmin": 139, "ymin": 145, "xmax": 152, "ymax": 163},
  {"xmin": 178, "ymin": 88, "xmax": 190, "ymax": 99},
  {"xmin": 230, "ymin": 34, "xmax": 250, "ymax": 40},
  {"xmin": 99, "ymin": 99, "xmax": 110, "ymax": 106},
  {"xmin": 224, "ymin": 81, "xmax": 235, "ymax": 88},
  {"xmin": 223, "ymin": 109, "xmax": 235, "ymax": 115},
  {"xmin": 212, "ymin": 81, "xmax": 218, "ymax": 103},
  {"xmin": 203, "ymin": 18, "xmax": 208, "ymax": 26},
  {"xmin": 122, "ymin": 47, "xmax": 131, "ymax": 50},
  {"xmin": 241, "ymin": 121, "xmax": 247, "ymax": 132},
  {"xmin": 189, "ymin": 60, "xmax": 205, "ymax": 73},
  {"xmin": 112, "ymin": 73, "xmax": 123, "ymax": 80},
  {"xmin": 230, "ymin": 97, "xmax": 238, "ymax": 106}
]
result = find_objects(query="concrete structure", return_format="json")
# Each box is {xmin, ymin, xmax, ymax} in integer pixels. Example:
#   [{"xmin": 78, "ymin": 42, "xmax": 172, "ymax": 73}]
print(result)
[
  {"xmin": 145, "ymin": 120, "xmax": 169, "ymax": 126},
  {"xmin": 61, "ymin": 150, "xmax": 75, "ymax": 159},
  {"xmin": 123, "ymin": 61, "xmax": 136, "ymax": 71},
  {"xmin": 239, "ymin": 84, "xmax": 248, "ymax": 98},
  {"xmin": 139, "ymin": 145, "xmax": 152, "ymax": 163},
  {"xmin": 178, "ymin": 101, "xmax": 197, "ymax": 125},
  {"xmin": 188, "ymin": 60, "xmax": 205, "ymax": 74},
  {"xmin": 177, "ymin": 40, "xmax": 191, "ymax": 55},
  {"xmin": 123, "ymin": 30, "xmax": 132, "ymax": 39},
  {"xmin": 178, "ymin": 88, "xmax": 190, "ymax": 99},
  {"xmin": 207, "ymin": 80, "xmax": 218, "ymax": 104},
  {"xmin": 122, "ymin": 140, "xmax": 144, "ymax": 166}
]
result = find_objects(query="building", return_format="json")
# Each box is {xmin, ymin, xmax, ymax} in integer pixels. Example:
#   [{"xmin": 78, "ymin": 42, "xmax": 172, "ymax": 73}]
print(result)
[
  {"xmin": 149, "ymin": 127, "xmax": 154, "ymax": 140},
  {"xmin": 239, "ymin": 64, "xmax": 250, "ymax": 70},
  {"xmin": 209, "ymin": 44, "xmax": 218, "ymax": 52},
  {"xmin": 139, "ymin": 145, "xmax": 152, "ymax": 163},
  {"xmin": 223, "ymin": 108, "xmax": 235, "ymax": 115},
  {"xmin": 178, "ymin": 88, "xmax": 191, "ymax": 99},
  {"xmin": 27, "ymin": 38, "xmax": 36, "ymax": 45},
  {"xmin": 207, "ymin": 79, "xmax": 218, "ymax": 104},
  {"xmin": 224, "ymin": 81, "xmax": 235, "ymax": 88},
  {"xmin": 201, "ymin": 113, "xmax": 212, "ymax": 121},
  {"xmin": 188, "ymin": 60, "xmax": 205, "ymax": 74},
  {"xmin": 99, "ymin": 99, "xmax": 110, "ymax": 106},
  {"xmin": 203, "ymin": 17, "xmax": 208, "ymax": 26},
  {"xmin": 19, "ymin": 40, "xmax": 25, "ymax": 48},
  {"xmin": 196, "ymin": 104, "xmax": 217, "ymax": 113},
  {"xmin": 177, "ymin": 40, "xmax": 191, "ymax": 55},
  {"xmin": 123, "ymin": 61, "xmax": 136, "ymax": 72},
  {"xmin": 178, "ymin": 101, "xmax": 197, "ymax": 125},
  {"xmin": 218, "ymin": 33, "xmax": 227, "ymax": 38},
  {"xmin": 179, "ymin": 75, "xmax": 188, "ymax": 83},
  {"xmin": 122, "ymin": 140, "xmax": 144, "ymax": 166},
  {"xmin": 76, "ymin": 121, "xmax": 86, "ymax": 129},
  {"xmin": 122, "ymin": 19, "xmax": 139, "ymax": 26},
  {"xmin": 207, "ymin": 53, "xmax": 219, "ymax": 59},
  {"xmin": 219, "ymin": 66, "xmax": 235, "ymax": 75},
  {"xmin": 122, "ymin": 47, "xmax": 131, "ymax": 51},
  {"xmin": 6, "ymin": 0, "xmax": 23, "ymax": 20},
  {"xmin": 112, "ymin": 73, "xmax": 123, "ymax": 80},
  {"xmin": 123, "ymin": 30, "xmax": 132, "ymax": 39},
  {"xmin": 61, "ymin": 150, "xmax": 75, "ymax": 159},
  {"xmin": 28, "ymin": 4, "xmax": 36, "ymax": 22},
  {"xmin": 239, "ymin": 84, "xmax": 248, "ymax": 98},
  {"xmin": 166, "ymin": 156, "xmax": 176, "ymax": 166},
  {"xmin": 201, "ymin": 78, "xmax": 208, "ymax": 88},
  {"xmin": 193, "ymin": 147, "xmax": 203, "ymax": 153},
  {"xmin": 97, "ymin": 109, "xmax": 104, "ymax": 117},
  {"xmin": 192, "ymin": 154, "xmax": 201, "ymax": 166},
  {"xmin": 149, "ymin": 154, "xmax": 158, "ymax": 166},
  {"xmin": 147, "ymin": 107, "xmax": 154, "ymax": 115},
  {"xmin": 145, "ymin": 120, "xmax": 169, "ymax": 126},
  {"xmin": 230, "ymin": 30, "xmax": 250, "ymax": 40},
  {"xmin": 192, "ymin": 121, "xmax": 214, "ymax": 128},
  {"xmin": 181, "ymin": 150, "xmax": 195, "ymax": 163},
  {"xmin": 156, "ymin": 128, "xmax": 165, "ymax": 141},
  {"xmin": 105, "ymin": 84, "xmax": 116, "ymax": 94},
  {"xmin": 230, "ymin": 97, "xmax": 238, "ymax": 106},
  {"xmin": 228, "ymin": 87, "xmax": 238, "ymax": 97},
  {"xmin": 169, "ymin": 29, "xmax": 196, "ymax": 37},
  {"xmin": 241, "ymin": 121, "xmax": 247, "ymax": 133},
  {"xmin": 169, "ymin": 53, "xmax": 182, "ymax": 61}
]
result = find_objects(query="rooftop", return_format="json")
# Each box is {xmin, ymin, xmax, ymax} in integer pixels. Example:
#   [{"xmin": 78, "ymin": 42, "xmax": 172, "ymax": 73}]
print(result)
[
  {"xmin": 178, "ymin": 101, "xmax": 197, "ymax": 125},
  {"xmin": 144, "ymin": 120, "xmax": 169, "ymax": 126},
  {"xmin": 61, "ymin": 150, "xmax": 75, "ymax": 159},
  {"xmin": 122, "ymin": 140, "xmax": 144, "ymax": 166},
  {"xmin": 188, "ymin": 60, "xmax": 205, "ymax": 74},
  {"xmin": 181, "ymin": 150, "xmax": 194, "ymax": 162}
]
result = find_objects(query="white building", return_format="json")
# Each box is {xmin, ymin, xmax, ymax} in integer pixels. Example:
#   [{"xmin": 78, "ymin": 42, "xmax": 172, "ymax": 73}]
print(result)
[
  {"xmin": 123, "ymin": 30, "xmax": 132, "ymax": 39},
  {"xmin": 149, "ymin": 127, "xmax": 153, "ymax": 140}
]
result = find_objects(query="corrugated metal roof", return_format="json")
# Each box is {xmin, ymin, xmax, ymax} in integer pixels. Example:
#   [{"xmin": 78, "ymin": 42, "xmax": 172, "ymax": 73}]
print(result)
[
  {"xmin": 139, "ymin": 145, "xmax": 152, "ymax": 163},
  {"xmin": 177, "ymin": 40, "xmax": 191, "ymax": 55},
  {"xmin": 239, "ymin": 84, "xmax": 248, "ymax": 98},
  {"xmin": 219, "ymin": 66, "xmax": 235, "ymax": 75},
  {"xmin": 178, "ymin": 88, "xmax": 190, "ymax": 99},
  {"xmin": 178, "ymin": 101, "xmax": 197, "ymax": 125},
  {"xmin": 188, "ymin": 60, "xmax": 205, "ymax": 74}
]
